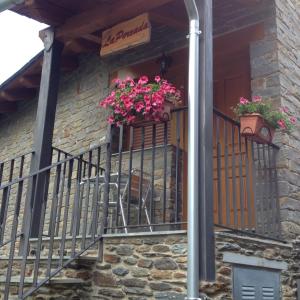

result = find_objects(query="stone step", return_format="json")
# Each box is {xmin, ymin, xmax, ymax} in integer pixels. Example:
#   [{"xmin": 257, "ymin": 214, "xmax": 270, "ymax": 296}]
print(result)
[
  {"xmin": 0, "ymin": 276, "xmax": 85, "ymax": 285},
  {"xmin": 0, "ymin": 255, "xmax": 98, "ymax": 262}
]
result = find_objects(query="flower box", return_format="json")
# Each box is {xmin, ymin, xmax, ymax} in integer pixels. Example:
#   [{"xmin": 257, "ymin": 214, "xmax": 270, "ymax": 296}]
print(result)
[
  {"xmin": 233, "ymin": 96, "xmax": 297, "ymax": 144},
  {"xmin": 240, "ymin": 113, "xmax": 275, "ymax": 144},
  {"xmin": 131, "ymin": 100, "xmax": 173, "ymax": 127},
  {"xmin": 99, "ymin": 75, "xmax": 181, "ymax": 126}
]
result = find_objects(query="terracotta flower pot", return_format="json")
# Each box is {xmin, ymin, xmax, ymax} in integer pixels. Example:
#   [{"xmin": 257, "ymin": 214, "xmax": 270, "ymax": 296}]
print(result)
[
  {"xmin": 131, "ymin": 101, "xmax": 173, "ymax": 128},
  {"xmin": 240, "ymin": 113, "xmax": 275, "ymax": 144}
]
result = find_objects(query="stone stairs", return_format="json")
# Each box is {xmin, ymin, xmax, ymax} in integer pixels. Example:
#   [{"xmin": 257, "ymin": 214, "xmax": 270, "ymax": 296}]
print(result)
[{"xmin": 0, "ymin": 255, "xmax": 98, "ymax": 300}]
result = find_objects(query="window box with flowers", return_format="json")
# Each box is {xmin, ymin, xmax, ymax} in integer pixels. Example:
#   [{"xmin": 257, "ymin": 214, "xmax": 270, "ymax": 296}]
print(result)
[
  {"xmin": 233, "ymin": 96, "xmax": 297, "ymax": 144},
  {"xmin": 99, "ymin": 75, "xmax": 181, "ymax": 127}
]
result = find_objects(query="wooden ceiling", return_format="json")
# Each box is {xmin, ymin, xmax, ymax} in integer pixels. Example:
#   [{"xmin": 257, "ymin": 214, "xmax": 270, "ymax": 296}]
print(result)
[{"xmin": 0, "ymin": 0, "xmax": 259, "ymax": 114}]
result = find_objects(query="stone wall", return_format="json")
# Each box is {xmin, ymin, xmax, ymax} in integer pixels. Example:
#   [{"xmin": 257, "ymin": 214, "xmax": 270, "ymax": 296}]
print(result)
[
  {"xmin": 1, "ymin": 0, "xmax": 298, "ymax": 239},
  {"xmin": 91, "ymin": 231, "xmax": 298, "ymax": 299},
  {"xmin": 273, "ymin": 0, "xmax": 300, "ymax": 239},
  {"xmin": 1, "ymin": 231, "xmax": 298, "ymax": 299}
]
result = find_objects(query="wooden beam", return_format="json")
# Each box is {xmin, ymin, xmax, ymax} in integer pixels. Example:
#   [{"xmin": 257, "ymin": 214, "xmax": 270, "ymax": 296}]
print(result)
[
  {"xmin": 22, "ymin": 28, "xmax": 63, "ymax": 238},
  {"xmin": 0, "ymin": 102, "xmax": 17, "ymax": 113},
  {"xmin": 0, "ymin": 89, "xmax": 36, "ymax": 102},
  {"xmin": 198, "ymin": 0, "xmax": 215, "ymax": 282},
  {"xmin": 150, "ymin": 11, "xmax": 187, "ymax": 31},
  {"xmin": 55, "ymin": 0, "xmax": 176, "ymax": 40},
  {"xmin": 64, "ymin": 38, "xmax": 99, "ymax": 54},
  {"xmin": 82, "ymin": 34, "xmax": 101, "ymax": 45},
  {"xmin": 18, "ymin": 75, "xmax": 41, "ymax": 88},
  {"xmin": 24, "ymin": 0, "xmax": 72, "ymax": 25}
]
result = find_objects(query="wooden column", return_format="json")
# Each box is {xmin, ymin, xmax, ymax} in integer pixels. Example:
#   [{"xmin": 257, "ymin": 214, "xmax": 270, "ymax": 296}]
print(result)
[
  {"xmin": 198, "ymin": 0, "xmax": 215, "ymax": 282},
  {"xmin": 24, "ymin": 28, "xmax": 63, "ymax": 238}
]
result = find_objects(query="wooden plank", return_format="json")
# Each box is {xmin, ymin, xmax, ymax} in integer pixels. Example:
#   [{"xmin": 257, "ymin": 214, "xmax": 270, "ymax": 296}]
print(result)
[
  {"xmin": 150, "ymin": 11, "xmax": 187, "ymax": 31},
  {"xmin": 65, "ymin": 38, "xmax": 99, "ymax": 54},
  {"xmin": 18, "ymin": 75, "xmax": 41, "ymax": 88},
  {"xmin": 0, "ymin": 102, "xmax": 17, "ymax": 113},
  {"xmin": 214, "ymin": 23, "xmax": 264, "ymax": 58},
  {"xmin": 82, "ymin": 34, "xmax": 101, "ymax": 45},
  {"xmin": 100, "ymin": 13, "xmax": 151, "ymax": 57},
  {"xmin": 24, "ymin": 0, "xmax": 72, "ymax": 25},
  {"xmin": 0, "ymin": 89, "xmax": 36, "ymax": 102},
  {"xmin": 55, "ymin": 0, "xmax": 175, "ymax": 40}
]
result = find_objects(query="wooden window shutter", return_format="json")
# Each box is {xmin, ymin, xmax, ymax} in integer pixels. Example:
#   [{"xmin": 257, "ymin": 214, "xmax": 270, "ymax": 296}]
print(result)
[{"xmin": 131, "ymin": 123, "xmax": 171, "ymax": 150}]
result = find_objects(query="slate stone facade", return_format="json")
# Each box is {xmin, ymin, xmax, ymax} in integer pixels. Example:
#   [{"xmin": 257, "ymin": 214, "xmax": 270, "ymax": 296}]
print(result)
[
  {"xmin": 0, "ymin": 0, "xmax": 300, "ymax": 298},
  {"xmin": 1, "ymin": 232, "xmax": 298, "ymax": 299},
  {"xmin": 274, "ymin": 0, "xmax": 300, "ymax": 239}
]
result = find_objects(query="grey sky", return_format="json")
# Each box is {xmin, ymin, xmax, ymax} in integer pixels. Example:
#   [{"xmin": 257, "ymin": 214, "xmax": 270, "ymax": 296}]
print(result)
[{"xmin": 0, "ymin": 10, "xmax": 47, "ymax": 84}]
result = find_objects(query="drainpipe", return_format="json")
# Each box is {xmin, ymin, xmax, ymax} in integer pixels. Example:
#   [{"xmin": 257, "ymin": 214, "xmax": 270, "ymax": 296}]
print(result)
[
  {"xmin": 184, "ymin": 0, "xmax": 201, "ymax": 299},
  {"xmin": 0, "ymin": 0, "xmax": 23, "ymax": 12}
]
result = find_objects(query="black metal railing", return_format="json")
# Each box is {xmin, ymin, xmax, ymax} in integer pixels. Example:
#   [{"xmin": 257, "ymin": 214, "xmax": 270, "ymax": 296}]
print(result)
[
  {"xmin": 0, "ymin": 151, "xmax": 34, "ymax": 187},
  {"xmin": 213, "ymin": 109, "xmax": 280, "ymax": 239},
  {"xmin": 99, "ymin": 106, "xmax": 280, "ymax": 238},
  {"xmin": 0, "ymin": 107, "xmax": 281, "ymax": 298},
  {"xmin": 106, "ymin": 106, "xmax": 188, "ymax": 233},
  {"xmin": 0, "ymin": 143, "xmax": 109, "ymax": 299},
  {"xmin": 0, "ymin": 147, "xmax": 78, "ymax": 188}
]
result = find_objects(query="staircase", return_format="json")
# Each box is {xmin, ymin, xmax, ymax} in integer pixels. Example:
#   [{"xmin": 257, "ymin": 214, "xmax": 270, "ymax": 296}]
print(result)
[{"xmin": 0, "ymin": 141, "xmax": 112, "ymax": 299}]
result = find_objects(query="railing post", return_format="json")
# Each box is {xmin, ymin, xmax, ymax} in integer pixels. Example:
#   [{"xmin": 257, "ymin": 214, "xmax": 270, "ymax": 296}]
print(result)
[
  {"xmin": 101, "ymin": 125, "xmax": 112, "ymax": 235},
  {"xmin": 22, "ymin": 27, "xmax": 63, "ymax": 239}
]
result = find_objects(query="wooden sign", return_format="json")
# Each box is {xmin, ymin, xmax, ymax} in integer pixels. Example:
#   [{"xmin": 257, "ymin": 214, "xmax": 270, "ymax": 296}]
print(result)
[{"xmin": 100, "ymin": 13, "xmax": 151, "ymax": 57}]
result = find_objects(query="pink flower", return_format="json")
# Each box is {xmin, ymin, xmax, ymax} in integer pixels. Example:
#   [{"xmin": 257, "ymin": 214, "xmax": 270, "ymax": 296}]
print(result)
[
  {"xmin": 144, "ymin": 94, "xmax": 151, "ymax": 103},
  {"xmin": 112, "ymin": 78, "xmax": 121, "ymax": 85},
  {"xmin": 126, "ymin": 115, "xmax": 136, "ymax": 124},
  {"xmin": 290, "ymin": 116, "xmax": 297, "ymax": 124},
  {"xmin": 138, "ymin": 76, "xmax": 149, "ymax": 85},
  {"xmin": 277, "ymin": 119, "xmax": 286, "ymax": 129},
  {"xmin": 100, "ymin": 76, "xmax": 181, "ymax": 125},
  {"xmin": 253, "ymin": 96, "xmax": 262, "ymax": 102},
  {"xmin": 135, "ymin": 102, "xmax": 145, "ymax": 113},
  {"xmin": 107, "ymin": 116, "xmax": 114, "ymax": 124},
  {"xmin": 125, "ymin": 76, "xmax": 135, "ymax": 87},
  {"xmin": 154, "ymin": 75, "xmax": 161, "ymax": 83},
  {"xmin": 240, "ymin": 97, "xmax": 249, "ymax": 105}
]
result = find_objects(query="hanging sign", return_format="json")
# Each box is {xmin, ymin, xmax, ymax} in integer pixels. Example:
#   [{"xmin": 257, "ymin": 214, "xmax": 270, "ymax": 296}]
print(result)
[{"xmin": 100, "ymin": 13, "xmax": 151, "ymax": 57}]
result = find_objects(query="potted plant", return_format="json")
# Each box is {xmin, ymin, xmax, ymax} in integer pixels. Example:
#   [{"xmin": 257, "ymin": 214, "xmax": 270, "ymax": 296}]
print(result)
[
  {"xmin": 233, "ymin": 96, "xmax": 297, "ymax": 144},
  {"xmin": 99, "ymin": 75, "xmax": 181, "ymax": 126}
]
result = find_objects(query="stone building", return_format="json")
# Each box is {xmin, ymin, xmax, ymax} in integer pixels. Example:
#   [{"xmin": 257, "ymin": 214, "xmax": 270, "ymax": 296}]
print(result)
[{"xmin": 0, "ymin": 0, "xmax": 299, "ymax": 299}]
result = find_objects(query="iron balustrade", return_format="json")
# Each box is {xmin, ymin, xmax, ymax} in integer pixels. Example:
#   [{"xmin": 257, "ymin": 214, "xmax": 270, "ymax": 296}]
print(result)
[
  {"xmin": 106, "ymin": 106, "xmax": 188, "ymax": 233},
  {"xmin": 0, "ymin": 151, "xmax": 34, "ymax": 187},
  {"xmin": 0, "ymin": 142, "xmax": 110, "ymax": 299},
  {"xmin": 107, "ymin": 107, "xmax": 280, "ymax": 239},
  {"xmin": 0, "ymin": 147, "xmax": 84, "ymax": 188},
  {"xmin": 213, "ymin": 109, "xmax": 280, "ymax": 239},
  {"xmin": 0, "ymin": 108, "xmax": 281, "ymax": 298}
]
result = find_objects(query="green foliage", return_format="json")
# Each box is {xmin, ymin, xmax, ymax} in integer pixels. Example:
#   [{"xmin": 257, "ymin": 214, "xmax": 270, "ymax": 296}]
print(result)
[{"xmin": 232, "ymin": 97, "xmax": 297, "ymax": 132}]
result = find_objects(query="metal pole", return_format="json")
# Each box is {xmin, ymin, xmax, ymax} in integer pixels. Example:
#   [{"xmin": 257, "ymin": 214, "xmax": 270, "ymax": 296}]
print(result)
[
  {"xmin": 184, "ymin": 0, "xmax": 201, "ymax": 299},
  {"xmin": 185, "ymin": 0, "xmax": 215, "ymax": 299}
]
